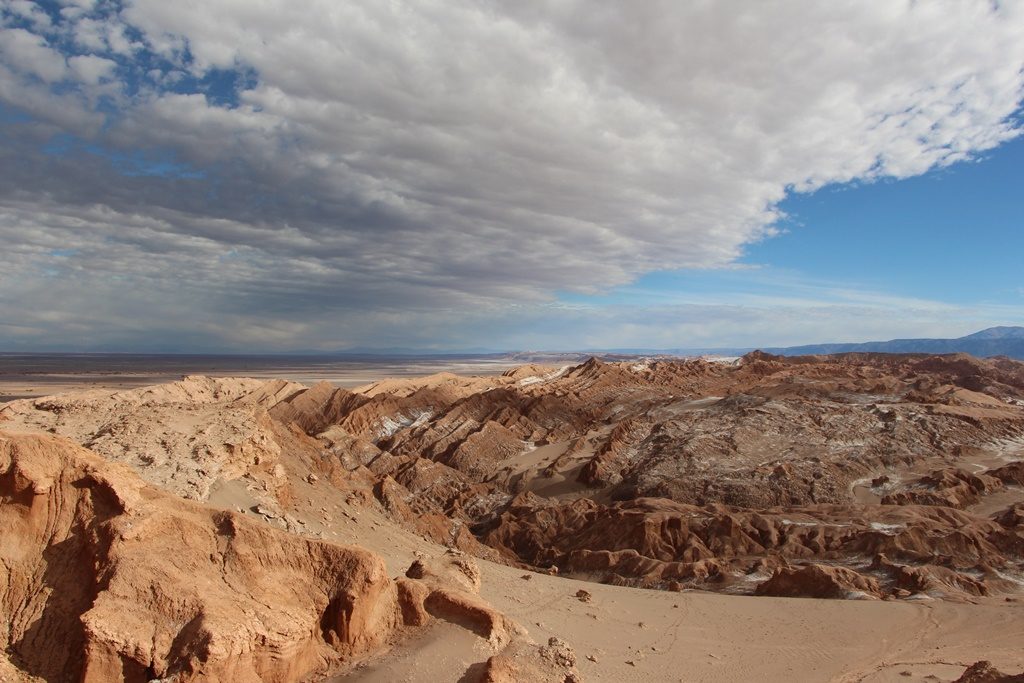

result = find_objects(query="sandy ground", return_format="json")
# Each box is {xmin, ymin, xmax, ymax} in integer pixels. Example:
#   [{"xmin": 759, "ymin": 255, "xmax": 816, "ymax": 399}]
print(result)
[
  {"xmin": 480, "ymin": 566, "xmax": 1024, "ymax": 683},
  {"xmin": 206, "ymin": 461, "xmax": 1024, "ymax": 683}
]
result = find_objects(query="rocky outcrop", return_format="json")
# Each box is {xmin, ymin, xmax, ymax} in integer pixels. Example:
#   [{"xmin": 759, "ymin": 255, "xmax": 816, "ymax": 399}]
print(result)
[
  {"xmin": 995, "ymin": 503, "xmax": 1024, "ymax": 528},
  {"xmin": 396, "ymin": 552, "xmax": 523, "ymax": 648},
  {"xmin": 0, "ymin": 428, "xmax": 578, "ymax": 682},
  {"xmin": 0, "ymin": 376, "xmax": 299, "ymax": 501},
  {"xmin": 871, "ymin": 554, "xmax": 989, "ymax": 598},
  {"xmin": 577, "ymin": 417, "xmax": 651, "ymax": 488},
  {"xmin": 754, "ymin": 564, "xmax": 881, "ymax": 599},
  {"xmin": 0, "ymin": 431, "xmax": 405, "ymax": 682},
  {"xmin": 882, "ymin": 468, "xmax": 1004, "ymax": 509},
  {"xmin": 991, "ymin": 461, "xmax": 1024, "ymax": 486},
  {"xmin": 954, "ymin": 661, "xmax": 1024, "ymax": 682},
  {"xmin": 480, "ymin": 495, "xmax": 1024, "ymax": 598},
  {"xmin": 482, "ymin": 637, "xmax": 582, "ymax": 683},
  {"xmin": 269, "ymin": 381, "xmax": 366, "ymax": 436},
  {"xmin": 393, "ymin": 553, "xmax": 584, "ymax": 681}
]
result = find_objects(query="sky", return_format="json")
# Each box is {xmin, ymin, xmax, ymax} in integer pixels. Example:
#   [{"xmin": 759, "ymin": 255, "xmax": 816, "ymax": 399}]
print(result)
[{"xmin": 0, "ymin": 1, "xmax": 1023, "ymax": 353}]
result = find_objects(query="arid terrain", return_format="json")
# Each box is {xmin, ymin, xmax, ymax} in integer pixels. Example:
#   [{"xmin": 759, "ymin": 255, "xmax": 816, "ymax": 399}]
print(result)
[
  {"xmin": 0, "ymin": 353, "xmax": 534, "ymax": 403},
  {"xmin": 3, "ymin": 351, "xmax": 1024, "ymax": 682}
]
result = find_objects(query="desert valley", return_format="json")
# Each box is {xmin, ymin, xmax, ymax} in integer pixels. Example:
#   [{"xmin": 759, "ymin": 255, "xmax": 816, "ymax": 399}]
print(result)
[
  {"xmin": 3, "ymin": 350, "xmax": 1024, "ymax": 682},
  {"xmin": 3, "ymin": 2, "xmax": 1024, "ymax": 681}
]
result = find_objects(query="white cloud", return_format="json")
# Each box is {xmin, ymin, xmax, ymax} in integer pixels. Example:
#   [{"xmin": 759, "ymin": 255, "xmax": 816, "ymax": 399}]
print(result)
[
  {"xmin": 0, "ymin": 1, "xmax": 1022, "ymax": 349},
  {"xmin": 119, "ymin": 1, "xmax": 1024, "ymax": 274},
  {"xmin": 2, "ymin": 1, "xmax": 52, "ymax": 31},
  {"xmin": 0, "ymin": 27, "xmax": 66, "ymax": 82},
  {"xmin": 71, "ymin": 17, "xmax": 109, "ymax": 51},
  {"xmin": 67, "ymin": 53, "xmax": 115, "ymax": 84}
]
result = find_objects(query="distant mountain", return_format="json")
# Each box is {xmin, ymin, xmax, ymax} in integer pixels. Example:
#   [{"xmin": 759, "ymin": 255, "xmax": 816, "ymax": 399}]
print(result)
[
  {"xmin": 959, "ymin": 326, "xmax": 1024, "ymax": 341},
  {"xmin": 261, "ymin": 326, "xmax": 1024, "ymax": 360},
  {"xmin": 762, "ymin": 326, "xmax": 1024, "ymax": 360}
]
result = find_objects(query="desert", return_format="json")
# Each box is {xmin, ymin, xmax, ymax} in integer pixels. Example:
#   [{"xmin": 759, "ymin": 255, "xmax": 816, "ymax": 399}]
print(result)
[
  {"xmin": 4, "ymin": 2, "xmax": 1024, "ymax": 681},
  {"xmin": 2, "ymin": 351, "xmax": 1024, "ymax": 682}
]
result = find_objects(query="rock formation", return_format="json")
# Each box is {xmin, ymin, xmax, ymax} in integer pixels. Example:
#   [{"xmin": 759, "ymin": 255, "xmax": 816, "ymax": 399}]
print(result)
[
  {"xmin": 3, "ymin": 351, "xmax": 1024, "ymax": 611},
  {"xmin": 0, "ymin": 431, "xmax": 559, "ymax": 682},
  {"xmin": 955, "ymin": 661, "xmax": 1024, "ymax": 683},
  {"xmin": 0, "ymin": 431, "xmax": 407, "ymax": 681}
]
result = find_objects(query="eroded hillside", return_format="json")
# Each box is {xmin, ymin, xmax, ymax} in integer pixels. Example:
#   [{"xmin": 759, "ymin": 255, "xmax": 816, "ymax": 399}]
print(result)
[
  {"xmin": 4, "ymin": 352, "xmax": 1024, "ymax": 681},
  {"xmin": 5, "ymin": 352, "xmax": 1024, "ymax": 603}
]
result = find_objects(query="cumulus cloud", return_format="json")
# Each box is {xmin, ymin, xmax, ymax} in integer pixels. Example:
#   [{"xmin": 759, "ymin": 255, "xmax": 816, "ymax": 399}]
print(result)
[
  {"xmin": 0, "ymin": 0, "xmax": 1023, "ymax": 350},
  {"xmin": 67, "ymin": 53, "xmax": 115, "ymax": 83},
  {"xmin": 0, "ymin": 26, "xmax": 66, "ymax": 81}
]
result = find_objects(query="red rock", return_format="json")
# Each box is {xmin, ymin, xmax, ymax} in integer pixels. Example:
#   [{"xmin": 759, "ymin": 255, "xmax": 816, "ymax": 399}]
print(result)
[
  {"xmin": 954, "ymin": 660, "xmax": 1024, "ymax": 682},
  {"xmin": 0, "ymin": 432, "xmax": 403, "ymax": 682},
  {"xmin": 754, "ymin": 564, "xmax": 882, "ymax": 600}
]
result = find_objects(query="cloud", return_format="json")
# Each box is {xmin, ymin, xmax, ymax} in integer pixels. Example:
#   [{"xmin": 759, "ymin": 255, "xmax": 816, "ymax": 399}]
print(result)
[
  {"xmin": 67, "ymin": 53, "xmax": 115, "ymax": 83},
  {"xmin": 0, "ymin": 26, "xmax": 67, "ymax": 81},
  {"xmin": 0, "ymin": 1, "xmax": 1023, "ymax": 350},
  {"xmin": 2, "ymin": 1, "xmax": 50, "ymax": 30}
]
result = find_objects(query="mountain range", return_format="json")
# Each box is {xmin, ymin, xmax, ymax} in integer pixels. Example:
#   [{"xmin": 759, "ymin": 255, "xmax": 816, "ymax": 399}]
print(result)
[
  {"xmin": 331, "ymin": 327, "xmax": 1024, "ymax": 361},
  {"xmin": 760, "ymin": 325, "xmax": 1024, "ymax": 359},
  {"xmin": 534, "ymin": 326, "xmax": 1024, "ymax": 361}
]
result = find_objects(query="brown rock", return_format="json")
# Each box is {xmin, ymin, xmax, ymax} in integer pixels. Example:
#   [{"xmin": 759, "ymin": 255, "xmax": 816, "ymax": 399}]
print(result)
[
  {"xmin": 481, "ymin": 637, "xmax": 583, "ymax": 683},
  {"xmin": 754, "ymin": 564, "xmax": 882, "ymax": 600},
  {"xmin": 400, "ymin": 554, "xmax": 523, "ymax": 648},
  {"xmin": 954, "ymin": 660, "xmax": 1024, "ymax": 682},
  {"xmin": 0, "ymin": 431, "xmax": 403, "ymax": 683}
]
